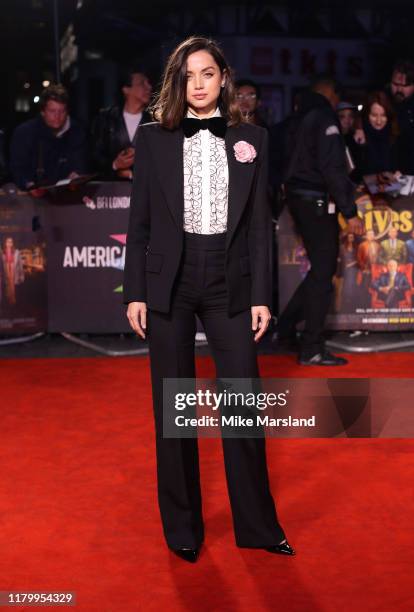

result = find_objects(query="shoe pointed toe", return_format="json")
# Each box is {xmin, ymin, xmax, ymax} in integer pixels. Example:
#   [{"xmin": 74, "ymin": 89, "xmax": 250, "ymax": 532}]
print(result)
[
  {"xmin": 171, "ymin": 547, "xmax": 200, "ymax": 563},
  {"xmin": 299, "ymin": 350, "xmax": 348, "ymax": 366},
  {"xmin": 264, "ymin": 541, "xmax": 296, "ymax": 555}
]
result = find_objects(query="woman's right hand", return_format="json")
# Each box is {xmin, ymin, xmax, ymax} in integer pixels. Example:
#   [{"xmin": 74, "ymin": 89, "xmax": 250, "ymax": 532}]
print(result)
[{"xmin": 127, "ymin": 301, "xmax": 147, "ymax": 339}]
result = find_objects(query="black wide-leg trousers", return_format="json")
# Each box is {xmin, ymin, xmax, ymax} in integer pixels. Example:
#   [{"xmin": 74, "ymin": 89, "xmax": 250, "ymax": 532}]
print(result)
[{"xmin": 147, "ymin": 231, "xmax": 285, "ymax": 549}]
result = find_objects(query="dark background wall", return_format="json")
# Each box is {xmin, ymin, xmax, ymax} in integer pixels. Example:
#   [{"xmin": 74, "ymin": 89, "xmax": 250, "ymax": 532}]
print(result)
[{"xmin": 2, "ymin": 1, "xmax": 414, "ymax": 134}]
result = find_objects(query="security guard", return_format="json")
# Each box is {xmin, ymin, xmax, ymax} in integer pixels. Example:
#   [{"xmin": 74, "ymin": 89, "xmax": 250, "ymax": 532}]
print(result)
[{"xmin": 278, "ymin": 76, "xmax": 364, "ymax": 365}]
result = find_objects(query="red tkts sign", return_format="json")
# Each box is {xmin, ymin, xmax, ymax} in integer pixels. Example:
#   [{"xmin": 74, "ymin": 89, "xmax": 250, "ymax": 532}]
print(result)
[
  {"xmin": 250, "ymin": 46, "xmax": 363, "ymax": 78},
  {"xmin": 250, "ymin": 47, "xmax": 274, "ymax": 75}
]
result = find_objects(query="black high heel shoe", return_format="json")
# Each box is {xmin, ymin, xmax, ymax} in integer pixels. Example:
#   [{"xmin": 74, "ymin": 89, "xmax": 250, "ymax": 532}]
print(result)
[
  {"xmin": 264, "ymin": 539, "xmax": 295, "ymax": 555},
  {"xmin": 171, "ymin": 547, "xmax": 200, "ymax": 563}
]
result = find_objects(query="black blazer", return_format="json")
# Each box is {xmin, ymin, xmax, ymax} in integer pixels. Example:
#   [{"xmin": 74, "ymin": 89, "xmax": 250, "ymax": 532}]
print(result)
[{"xmin": 123, "ymin": 121, "xmax": 272, "ymax": 316}]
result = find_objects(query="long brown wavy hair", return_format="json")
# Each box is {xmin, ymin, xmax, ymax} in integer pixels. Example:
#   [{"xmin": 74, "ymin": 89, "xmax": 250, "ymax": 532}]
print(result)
[
  {"xmin": 363, "ymin": 90, "xmax": 399, "ymax": 141},
  {"xmin": 151, "ymin": 36, "xmax": 242, "ymax": 129}
]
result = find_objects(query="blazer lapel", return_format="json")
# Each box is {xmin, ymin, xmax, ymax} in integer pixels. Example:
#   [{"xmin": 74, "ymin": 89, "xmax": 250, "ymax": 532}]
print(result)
[
  {"xmin": 225, "ymin": 126, "xmax": 257, "ymax": 248},
  {"xmin": 149, "ymin": 124, "xmax": 256, "ymax": 239},
  {"xmin": 150, "ymin": 128, "xmax": 184, "ymax": 231}
]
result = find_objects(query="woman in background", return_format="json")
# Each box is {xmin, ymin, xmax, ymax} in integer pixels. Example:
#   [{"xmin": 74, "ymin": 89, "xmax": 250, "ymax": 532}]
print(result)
[
  {"xmin": 1, "ymin": 236, "xmax": 24, "ymax": 305},
  {"xmin": 335, "ymin": 232, "xmax": 359, "ymax": 312},
  {"xmin": 354, "ymin": 91, "xmax": 400, "ymax": 179}
]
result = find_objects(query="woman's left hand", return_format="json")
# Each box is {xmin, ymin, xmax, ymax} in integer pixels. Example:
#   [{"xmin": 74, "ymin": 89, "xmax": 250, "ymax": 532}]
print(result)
[{"xmin": 251, "ymin": 306, "xmax": 271, "ymax": 343}]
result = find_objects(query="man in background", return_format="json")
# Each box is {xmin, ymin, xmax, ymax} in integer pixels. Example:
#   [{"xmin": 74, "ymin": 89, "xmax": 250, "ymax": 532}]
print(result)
[
  {"xmin": 10, "ymin": 85, "xmax": 87, "ymax": 190},
  {"xmin": 235, "ymin": 79, "xmax": 268, "ymax": 128},
  {"xmin": 337, "ymin": 100, "xmax": 357, "ymax": 137},
  {"xmin": 277, "ymin": 75, "xmax": 363, "ymax": 366},
  {"xmin": 390, "ymin": 59, "xmax": 414, "ymax": 175},
  {"xmin": 91, "ymin": 67, "xmax": 152, "ymax": 180},
  {"xmin": 336, "ymin": 100, "xmax": 362, "ymax": 181},
  {"xmin": 380, "ymin": 225, "xmax": 407, "ymax": 264},
  {"xmin": 372, "ymin": 259, "xmax": 410, "ymax": 308}
]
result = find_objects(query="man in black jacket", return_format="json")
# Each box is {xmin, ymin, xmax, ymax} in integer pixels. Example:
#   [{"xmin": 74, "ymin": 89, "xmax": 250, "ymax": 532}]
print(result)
[
  {"xmin": 91, "ymin": 67, "xmax": 152, "ymax": 180},
  {"xmin": 278, "ymin": 76, "xmax": 363, "ymax": 365},
  {"xmin": 10, "ymin": 85, "xmax": 87, "ymax": 190}
]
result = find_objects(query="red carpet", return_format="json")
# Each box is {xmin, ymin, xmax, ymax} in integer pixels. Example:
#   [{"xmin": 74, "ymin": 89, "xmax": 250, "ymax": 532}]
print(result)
[{"xmin": 1, "ymin": 353, "xmax": 413, "ymax": 611}]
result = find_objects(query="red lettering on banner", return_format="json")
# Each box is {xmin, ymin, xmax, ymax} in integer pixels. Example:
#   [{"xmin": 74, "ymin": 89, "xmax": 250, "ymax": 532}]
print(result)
[
  {"xmin": 250, "ymin": 47, "xmax": 273, "ymax": 75},
  {"xmin": 248, "ymin": 47, "xmax": 365, "ymax": 80},
  {"xmin": 301, "ymin": 50, "xmax": 316, "ymax": 75},
  {"xmin": 280, "ymin": 48, "xmax": 292, "ymax": 74}
]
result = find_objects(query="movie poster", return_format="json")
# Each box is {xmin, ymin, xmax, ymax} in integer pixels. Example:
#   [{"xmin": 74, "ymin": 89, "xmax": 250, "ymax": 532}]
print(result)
[
  {"xmin": 0, "ymin": 192, "xmax": 47, "ymax": 334},
  {"xmin": 278, "ymin": 192, "xmax": 414, "ymax": 331}
]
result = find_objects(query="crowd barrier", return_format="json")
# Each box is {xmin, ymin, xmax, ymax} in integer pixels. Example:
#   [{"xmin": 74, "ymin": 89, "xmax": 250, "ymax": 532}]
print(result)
[
  {"xmin": 278, "ymin": 190, "xmax": 414, "ymax": 331},
  {"xmin": 0, "ymin": 182, "xmax": 131, "ymax": 335},
  {"xmin": 1, "ymin": 182, "xmax": 414, "ymax": 336}
]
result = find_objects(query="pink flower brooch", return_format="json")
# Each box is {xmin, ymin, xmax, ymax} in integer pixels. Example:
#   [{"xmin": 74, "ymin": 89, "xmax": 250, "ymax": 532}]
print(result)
[{"xmin": 233, "ymin": 141, "xmax": 257, "ymax": 163}]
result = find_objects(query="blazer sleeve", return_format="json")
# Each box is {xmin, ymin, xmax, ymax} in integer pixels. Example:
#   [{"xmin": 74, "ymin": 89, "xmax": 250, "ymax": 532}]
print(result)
[
  {"xmin": 315, "ymin": 112, "xmax": 357, "ymax": 219},
  {"xmin": 123, "ymin": 126, "xmax": 151, "ymax": 304},
  {"xmin": 248, "ymin": 128, "xmax": 273, "ymax": 309}
]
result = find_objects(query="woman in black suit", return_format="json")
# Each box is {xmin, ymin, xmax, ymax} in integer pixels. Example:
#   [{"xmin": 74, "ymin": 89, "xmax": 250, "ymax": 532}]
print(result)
[{"xmin": 123, "ymin": 36, "xmax": 294, "ymax": 563}]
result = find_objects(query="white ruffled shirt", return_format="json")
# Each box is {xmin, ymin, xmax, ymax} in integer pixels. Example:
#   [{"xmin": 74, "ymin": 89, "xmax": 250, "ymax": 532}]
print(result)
[{"xmin": 183, "ymin": 107, "xmax": 229, "ymax": 234}]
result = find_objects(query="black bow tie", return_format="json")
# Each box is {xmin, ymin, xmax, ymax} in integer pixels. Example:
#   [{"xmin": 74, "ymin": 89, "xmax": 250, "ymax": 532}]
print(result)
[{"xmin": 182, "ymin": 116, "xmax": 227, "ymax": 139}]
